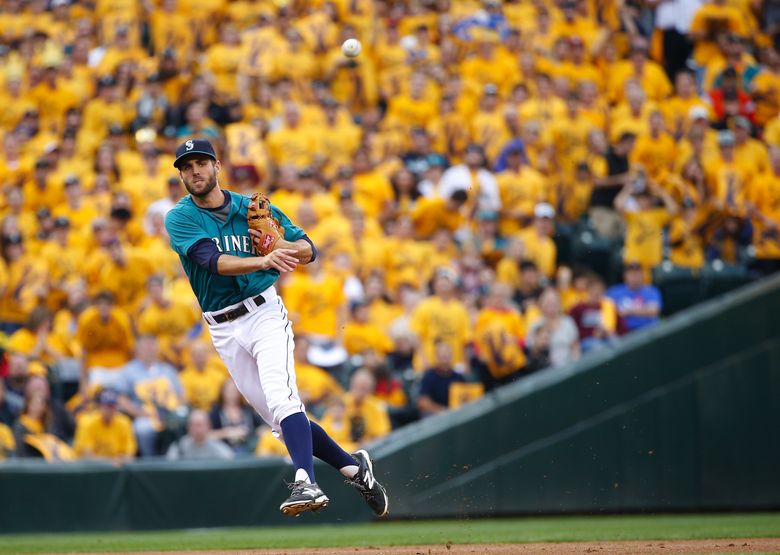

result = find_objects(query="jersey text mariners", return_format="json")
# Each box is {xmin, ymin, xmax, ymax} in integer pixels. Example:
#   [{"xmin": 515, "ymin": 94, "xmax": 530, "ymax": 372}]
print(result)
[{"xmin": 165, "ymin": 190, "xmax": 305, "ymax": 312}]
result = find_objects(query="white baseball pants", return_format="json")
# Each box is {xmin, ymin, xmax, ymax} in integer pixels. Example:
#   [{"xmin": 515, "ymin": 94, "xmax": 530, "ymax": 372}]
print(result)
[{"xmin": 205, "ymin": 286, "xmax": 304, "ymax": 434}]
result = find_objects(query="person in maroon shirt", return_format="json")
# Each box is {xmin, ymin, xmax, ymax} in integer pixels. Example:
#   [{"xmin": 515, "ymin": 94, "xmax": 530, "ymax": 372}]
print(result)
[{"xmin": 568, "ymin": 273, "xmax": 623, "ymax": 353}]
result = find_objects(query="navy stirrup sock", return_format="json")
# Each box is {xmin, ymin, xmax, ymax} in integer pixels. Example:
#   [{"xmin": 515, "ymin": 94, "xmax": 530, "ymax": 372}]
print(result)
[
  {"xmin": 310, "ymin": 420, "xmax": 357, "ymax": 470},
  {"xmin": 280, "ymin": 413, "xmax": 316, "ymax": 483}
]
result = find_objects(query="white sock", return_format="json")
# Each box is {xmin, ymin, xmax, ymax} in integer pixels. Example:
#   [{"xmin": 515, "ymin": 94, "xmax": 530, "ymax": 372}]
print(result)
[
  {"xmin": 295, "ymin": 468, "xmax": 311, "ymax": 483},
  {"xmin": 339, "ymin": 465, "xmax": 359, "ymax": 479}
]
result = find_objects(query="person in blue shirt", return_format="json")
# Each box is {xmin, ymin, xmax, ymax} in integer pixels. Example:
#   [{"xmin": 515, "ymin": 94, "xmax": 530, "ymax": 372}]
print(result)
[
  {"xmin": 118, "ymin": 336, "xmax": 185, "ymax": 457},
  {"xmin": 164, "ymin": 139, "xmax": 388, "ymax": 517},
  {"xmin": 417, "ymin": 342, "xmax": 466, "ymax": 417},
  {"xmin": 606, "ymin": 262, "xmax": 662, "ymax": 333}
]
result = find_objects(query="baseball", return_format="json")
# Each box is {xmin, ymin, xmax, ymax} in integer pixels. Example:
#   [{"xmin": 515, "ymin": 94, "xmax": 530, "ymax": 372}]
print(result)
[{"xmin": 341, "ymin": 38, "xmax": 362, "ymax": 58}]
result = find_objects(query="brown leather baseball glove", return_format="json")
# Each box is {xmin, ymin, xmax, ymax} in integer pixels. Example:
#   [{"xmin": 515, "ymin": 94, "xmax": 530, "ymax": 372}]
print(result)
[{"xmin": 247, "ymin": 192, "xmax": 283, "ymax": 255}]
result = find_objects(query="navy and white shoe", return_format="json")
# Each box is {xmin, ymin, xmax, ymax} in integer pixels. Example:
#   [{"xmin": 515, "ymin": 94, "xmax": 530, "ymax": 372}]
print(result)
[
  {"xmin": 279, "ymin": 481, "xmax": 329, "ymax": 517},
  {"xmin": 347, "ymin": 450, "xmax": 389, "ymax": 517}
]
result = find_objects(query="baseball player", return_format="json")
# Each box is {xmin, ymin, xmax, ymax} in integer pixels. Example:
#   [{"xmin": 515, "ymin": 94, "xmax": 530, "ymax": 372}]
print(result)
[{"xmin": 164, "ymin": 139, "xmax": 388, "ymax": 517}]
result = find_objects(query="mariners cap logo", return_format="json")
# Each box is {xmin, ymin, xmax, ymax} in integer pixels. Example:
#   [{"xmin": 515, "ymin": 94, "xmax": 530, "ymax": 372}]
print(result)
[{"xmin": 174, "ymin": 138, "xmax": 217, "ymax": 168}]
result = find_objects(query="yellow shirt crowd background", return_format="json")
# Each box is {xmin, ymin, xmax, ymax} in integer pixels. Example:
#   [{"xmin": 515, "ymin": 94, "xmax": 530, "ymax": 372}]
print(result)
[{"xmin": 1, "ymin": 0, "xmax": 779, "ymax": 461}]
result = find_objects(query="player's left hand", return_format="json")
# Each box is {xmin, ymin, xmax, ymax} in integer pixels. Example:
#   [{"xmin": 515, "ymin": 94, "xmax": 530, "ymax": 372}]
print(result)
[{"xmin": 259, "ymin": 248, "xmax": 298, "ymax": 273}]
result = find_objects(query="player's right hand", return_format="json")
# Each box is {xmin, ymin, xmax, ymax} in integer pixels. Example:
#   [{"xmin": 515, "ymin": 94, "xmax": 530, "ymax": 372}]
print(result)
[{"xmin": 260, "ymin": 248, "xmax": 298, "ymax": 272}]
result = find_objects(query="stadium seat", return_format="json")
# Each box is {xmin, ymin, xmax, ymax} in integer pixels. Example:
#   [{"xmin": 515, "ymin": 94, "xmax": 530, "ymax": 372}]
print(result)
[
  {"xmin": 700, "ymin": 260, "xmax": 751, "ymax": 300},
  {"xmin": 570, "ymin": 231, "xmax": 619, "ymax": 285},
  {"xmin": 652, "ymin": 262, "xmax": 702, "ymax": 316}
]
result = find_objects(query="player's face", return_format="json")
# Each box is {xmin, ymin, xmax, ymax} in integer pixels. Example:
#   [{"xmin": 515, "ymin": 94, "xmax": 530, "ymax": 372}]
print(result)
[{"xmin": 178, "ymin": 156, "xmax": 220, "ymax": 198}]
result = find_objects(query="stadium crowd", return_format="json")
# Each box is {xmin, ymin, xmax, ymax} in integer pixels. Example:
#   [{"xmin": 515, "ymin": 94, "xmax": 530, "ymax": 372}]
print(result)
[{"xmin": 1, "ymin": 0, "xmax": 779, "ymax": 462}]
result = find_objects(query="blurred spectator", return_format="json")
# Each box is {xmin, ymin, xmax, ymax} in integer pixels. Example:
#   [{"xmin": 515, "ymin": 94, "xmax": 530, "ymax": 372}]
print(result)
[
  {"xmin": 73, "ymin": 389, "xmax": 136, "ymax": 463},
  {"xmin": 0, "ymin": 0, "xmax": 776, "ymax": 458},
  {"xmin": 589, "ymin": 132, "xmax": 637, "ymax": 239},
  {"xmin": 77, "ymin": 291, "xmax": 135, "ymax": 388},
  {"xmin": 343, "ymin": 301, "xmax": 394, "ymax": 357},
  {"xmin": 209, "ymin": 379, "xmax": 263, "ymax": 455},
  {"xmin": 6, "ymin": 307, "xmax": 65, "ymax": 365},
  {"xmin": 118, "ymin": 336, "xmax": 185, "ymax": 457},
  {"xmin": 291, "ymin": 336, "xmax": 344, "ymax": 413},
  {"xmin": 654, "ymin": 0, "xmax": 700, "ymax": 79},
  {"xmin": 323, "ymin": 369, "xmax": 391, "ymax": 445},
  {"xmin": 474, "ymin": 283, "xmax": 527, "ymax": 390},
  {"xmin": 669, "ymin": 198, "xmax": 709, "ymax": 270},
  {"xmin": 512, "ymin": 260, "xmax": 545, "ymax": 314},
  {"xmin": 417, "ymin": 342, "xmax": 467, "ymax": 417},
  {"xmin": 284, "ymin": 256, "xmax": 347, "ymax": 355},
  {"xmin": 525, "ymin": 325, "xmax": 553, "ymax": 374},
  {"xmin": 495, "ymin": 142, "xmax": 542, "ymax": 235},
  {"xmin": 409, "ymin": 267, "xmax": 471, "ymax": 372},
  {"xmin": 25, "ymin": 375, "xmax": 74, "ymax": 441},
  {"xmin": 3, "ymin": 352, "xmax": 29, "ymax": 415},
  {"xmin": 516, "ymin": 203, "xmax": 558, "ymax": 279},
  {"xmin": 0, "ymin": 417, "xmax": 14, "ymax": 459},
  {"xmin": 0, "ymin": 232, "xmax": 47, "ymax": 334},
  {"xmin": 0, "ymin": 380, "xmax": 15, "ymax": 427},
  {"xmin": 358, "ymin": 350, "xmax": 410, "ymax": 428},
  {"xmin": 179, "ymin": 341, "xmax": 226, "ymax": 412},
  {"xmin": 569, "ymin": 274, "xmax": 620, "ymax": 353},
  {"xmin": 614, "ymin": 169, "xmax": 678, "ymax": 273},
  {"xmin": 166, "ymin": 410, "xmax": 234, "ymax": 461},
  {"xmin": 439, "ymin": 143, "xmax": 501, "ymax": 214},
  {"xmin": 12, "ymin": 391, "xmax": 74, "ymax": 461},
  {"xmin": 410, "ymin": 189, "xmax": 468, "ymax": 239},
  {"xmin": 317, "ymin": 396, "xmax": 357, "ymax": 454},
  {"xmin": 526, "ymin": 289, "xmax": 581, "ymax": 369},
  {"xmin": 145, "ymin": 176, "xmax": 183, "ymax": 232},
  {"xmin": 135, "ymin": 274, "xmax": 199, "ymax": 364},
  {"xmin": 607, "ymin": 262, "xmax": 663, "ymax": 333}
]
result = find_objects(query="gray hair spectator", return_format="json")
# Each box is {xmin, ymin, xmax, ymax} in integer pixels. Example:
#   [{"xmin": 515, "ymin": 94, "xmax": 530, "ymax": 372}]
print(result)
[{"xmin": 166, "ymin": 410, "xmax": 234, "ymax": 460}]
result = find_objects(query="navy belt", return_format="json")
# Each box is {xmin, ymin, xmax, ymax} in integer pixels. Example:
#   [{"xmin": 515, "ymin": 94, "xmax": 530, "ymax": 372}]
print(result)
[{"xmin": 211, "ymin": 294, "xmax": 266, "ymax": 324}]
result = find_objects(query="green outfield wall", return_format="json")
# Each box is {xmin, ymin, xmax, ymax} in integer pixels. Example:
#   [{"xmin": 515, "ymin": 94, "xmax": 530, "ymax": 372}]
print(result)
[{"xmin": 1, "ymin": 275, "xmax": 779, "ymax": 533}]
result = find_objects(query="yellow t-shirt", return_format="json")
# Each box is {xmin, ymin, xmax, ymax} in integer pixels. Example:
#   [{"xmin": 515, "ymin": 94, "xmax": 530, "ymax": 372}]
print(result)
[
  {"xmin": 474, "ymin": 307, "xmax": 527, "ymax": 378},
  {"xmin": 623, "ymin": 208, "xmax": 672, "ymax": 268},
  {"xmin": 296, "ymin": 362, "xmax": 344, "ymax": 405},
  {"xmin": 516, "ymin": 228, "xmax": 557, "ymax": 278},
  {"xmin": 630, "ymin": 132, "xmax": 677, "ymax": 183},
  {"xmin": 496, "ymin": 167, "xmax": 547, "ymax": 235},
  {"xmin": 352, "ymin": 170, "xmax": 394, "ymax": 220},
  {"xmin": 179, "ymin": 366, "xmax": 226, "ymax": 411},
  {"xmin": 283, "ymin": 272, "xmax": 345, "ymax": 339},
  {"xmin": 343, "ymin": 321, "xmax": 394, "ymax": 356},
  {"xmin": 265, "ymin": 124, "xmax": 320, "ymax": 169},
  {"xmin": 341, "ymin": 393, "xmax": 392, "ymax": 443},
  {"xmin": 689, "ymin": 3, "xmax": 747, "ymax": 66},
  {"xmin": 76, "ymin": 306, "xmax": 135, "ymax": 370},
  {"xmin": 734, "ymin": 139, "xmax": 770, "ymax": 177},
  {"xmin": 704, "ymin": 157, "xmax": 755, "ymax": 210},
  {"xmin": 0, "ymin": 422, "xmax": 15, "ymax": 458},
  {"xmin": 470, "ymin": 109, "xmax": 510, "ymax": 162},
  {"xmin": 5, "ymin": 328, "xmax": 66, "ymax": 366},
  {"xmin": 668, "ymin": 215, "xmax": 706, "ymax": 270},
  {"xmin": 409, "ymin": 296, "xmax": 471, "ymax": 371},
  {"xmin": 410, "ymin": 197, "xmax": 464, "ymax": 238},
  {"xmin": 607, "ymin": 60, "xmax": 672, "ymax": 104},
  {"xmin": 74, "ymin": 411, "xmax": 137, "ymax": 459}
]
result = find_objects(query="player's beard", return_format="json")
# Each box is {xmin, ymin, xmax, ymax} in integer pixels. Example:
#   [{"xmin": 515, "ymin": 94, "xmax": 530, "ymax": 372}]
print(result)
[{"xmin": 184, "ymin": 171, "xmax": 218, "ymax": 198}]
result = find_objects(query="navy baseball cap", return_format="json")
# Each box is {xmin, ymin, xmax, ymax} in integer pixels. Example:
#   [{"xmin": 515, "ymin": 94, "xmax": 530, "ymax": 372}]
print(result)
[
  {"xmin": 98, "ymin": 388, "xmax": 119, "ymax": 406},
  {"xmin": 173, "ymin": 138, "xmax": 217, "ymax": 168}
]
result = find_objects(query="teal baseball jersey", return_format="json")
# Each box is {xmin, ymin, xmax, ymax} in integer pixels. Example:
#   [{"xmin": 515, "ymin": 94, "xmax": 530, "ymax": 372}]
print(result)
[{"xmin": 165, "ymin": 190, "xmax": 305, "ymax": 312}]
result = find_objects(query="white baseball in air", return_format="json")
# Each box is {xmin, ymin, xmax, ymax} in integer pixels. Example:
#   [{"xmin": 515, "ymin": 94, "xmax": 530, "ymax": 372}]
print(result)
[{"xmin": 341, "ymin": 38, "xmax": 362, "ymax": 58}]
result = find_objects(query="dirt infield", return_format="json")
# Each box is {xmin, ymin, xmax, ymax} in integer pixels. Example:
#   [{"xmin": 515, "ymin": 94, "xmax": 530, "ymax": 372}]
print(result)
[{"xmin": 71, "ymin": 538, "xmax": 780, "ymax": 555}]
